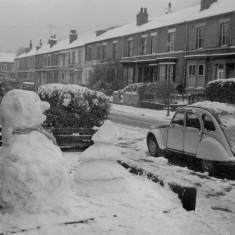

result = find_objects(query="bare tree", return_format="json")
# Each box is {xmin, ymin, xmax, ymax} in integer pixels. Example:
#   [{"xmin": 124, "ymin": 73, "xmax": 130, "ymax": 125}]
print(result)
[
  {"xmin": 156, "ymin": 81, "xmax": 176, "ymax": 116},
  {"xmin": 15, "ymin": 47, "xmax": 25, "ymax": 56}
]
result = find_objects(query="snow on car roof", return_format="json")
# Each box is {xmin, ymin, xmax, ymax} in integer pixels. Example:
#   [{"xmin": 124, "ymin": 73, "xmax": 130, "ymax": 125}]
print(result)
[{"xmin": 189, "ymin": 101, "xmax": 235, "ymax": 114}]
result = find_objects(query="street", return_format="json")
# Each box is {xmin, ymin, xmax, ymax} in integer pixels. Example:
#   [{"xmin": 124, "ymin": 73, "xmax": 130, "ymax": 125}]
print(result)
[{"xmin": 110, "ymin": 107, "xmax": 235, "ymax": 235}]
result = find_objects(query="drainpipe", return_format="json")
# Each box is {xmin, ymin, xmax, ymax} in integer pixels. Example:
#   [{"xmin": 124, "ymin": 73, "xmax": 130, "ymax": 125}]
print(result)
[{"xmin": 183, "ymin": 21, "xmax": 188, "ymax": 91}]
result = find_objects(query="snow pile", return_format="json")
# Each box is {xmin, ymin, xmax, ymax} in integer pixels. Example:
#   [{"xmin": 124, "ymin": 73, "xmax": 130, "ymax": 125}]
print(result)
[
  {"xmin": 73, "ymin": 120, "xmax": 131, "ymax": 196},
  {"xmin": 190, "ymin": 101, "xmax": 235, "ymax": 114},
  {"xmin": 0, "ymin": 89, "xmax": 71, "ymax": 213}
]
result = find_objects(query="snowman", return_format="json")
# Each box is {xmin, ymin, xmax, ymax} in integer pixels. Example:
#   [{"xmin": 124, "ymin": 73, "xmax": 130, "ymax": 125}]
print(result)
[
  {"xmin": 0, "ymin": 89, "xmax": 70, "ymax": 213},
  {"xmin": 73, "ymin": 120, "xmax": 131, "ymax": 196}
]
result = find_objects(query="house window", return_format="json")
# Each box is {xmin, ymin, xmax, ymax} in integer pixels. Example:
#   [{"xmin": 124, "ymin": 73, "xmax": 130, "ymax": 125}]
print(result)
[
  {"xmin": 216, "ymin": 64, "xmax": 225, "ymax": 79},
  {"xmin": 159, "ymin": 65, "xmax": 167, "ymax": 81},
  {"xmin": 68, "ymin": 52, "xmax": 71, "ymax": 64},
  {"xmin": 188, "ymin": 64, "xmax": 196, "ymax": 88},
  {"xmin": 127, "ymin": 39, "xmax": 133, "ymax": 57},
  {"xmin": 88, "ymin": 47, "xmax": 92, "ymax": 60},
  {"xmin": 78, "ymin": 51, "xmax": 81, "ymax": 64},
  {"xmin": 221, "ymin": 23, "xmax": 228, "ymax": 46},
  {"xmin": 141, "ymin": 37, "xmax": 147, "ymax": 55},
  {"xmin": 151, "ymin": 35, "xmax": 157, "ymax": 54},
  {"xmin": 72, "ymin": 51, "xmax": 75, "ymax": 64},
  {"xmin": 102, "ymin": 44, "xmax": 106, "ymax": 59},
  {"xmin": 197, "ymin": 64, "xmax": 205, "ymax": 87},
  {"xmin": 113, "ymin": 42, "xmax": 118, "ymax": 59},
  {"xmin": 97, "ymin": 45, "xmax": 100, "ymax": 59},
  {"xmin": 62, "ymin": 54, "xmax": 65, "ymax": 65},
  {"xmin": 197, "ymin": 28, "xmax": 204, "ymax": 49},
  {"xmin": 168, "ymin": 32, "xmax": 175, "ymax": 52}
]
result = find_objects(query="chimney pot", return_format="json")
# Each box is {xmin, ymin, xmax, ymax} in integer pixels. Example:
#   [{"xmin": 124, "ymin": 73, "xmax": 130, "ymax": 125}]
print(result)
[
  {"xmin": 29, "ymin": 40, "xmax": 32, "ymax": 50},
  {"xmin": 137, "ymin": 7, "xmax": 148, "ymax": 26}
]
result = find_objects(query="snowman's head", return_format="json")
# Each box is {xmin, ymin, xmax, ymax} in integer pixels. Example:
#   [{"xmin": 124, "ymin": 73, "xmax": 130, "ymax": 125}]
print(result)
[{"xmin": 0, "ymin": 89, "xmax": 50, "ymax": 130}]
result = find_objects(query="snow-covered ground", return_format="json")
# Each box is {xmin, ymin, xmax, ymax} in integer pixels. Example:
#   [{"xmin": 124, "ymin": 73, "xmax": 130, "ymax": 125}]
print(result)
[{"xmin": 0, "ymin": 103, "xmax": 235, "ymax": 235}]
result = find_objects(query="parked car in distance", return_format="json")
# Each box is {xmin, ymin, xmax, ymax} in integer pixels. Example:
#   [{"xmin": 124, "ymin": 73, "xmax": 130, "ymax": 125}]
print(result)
[
  {"xmin": 147, "ymin": 101, "xmax": 235, "ymax": 172},
  {"xmin": 22, "ymin": 82, "xmax": 37, "ymax": 92}
]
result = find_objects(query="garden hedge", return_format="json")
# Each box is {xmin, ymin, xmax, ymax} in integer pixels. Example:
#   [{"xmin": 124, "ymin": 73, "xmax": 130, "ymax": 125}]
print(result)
[
  {"xmin": 205, "ymin": 78, "xmax": 235, "ymax": 104},
  {"xmin": 38, "ymin": 83, "xmax": 110, "ymax": 129}
]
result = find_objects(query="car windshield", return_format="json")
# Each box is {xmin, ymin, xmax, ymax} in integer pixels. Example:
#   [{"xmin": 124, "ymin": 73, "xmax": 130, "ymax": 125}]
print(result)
[{"xmin": 219, "ymin": 113, "xmax": 235, "ymax": 153}]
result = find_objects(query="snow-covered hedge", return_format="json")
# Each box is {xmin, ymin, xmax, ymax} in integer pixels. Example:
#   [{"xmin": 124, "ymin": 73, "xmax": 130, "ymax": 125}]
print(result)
[
  {"xmin": 205, "ymin": 78, "xmax": 235, "ymax": 104},
  {"xmin": 38, "ymin": 83, "xmax": 110, "ymax": 129}
]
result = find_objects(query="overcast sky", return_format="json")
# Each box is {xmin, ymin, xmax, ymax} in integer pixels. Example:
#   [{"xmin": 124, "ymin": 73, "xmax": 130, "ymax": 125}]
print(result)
[{"xmin": 0, "ymin": 0, "xmax": 199, "ymax": 53}]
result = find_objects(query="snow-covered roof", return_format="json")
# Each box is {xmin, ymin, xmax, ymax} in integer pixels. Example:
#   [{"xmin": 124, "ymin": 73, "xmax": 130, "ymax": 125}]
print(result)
[
  {"xmin": 15, "ymin": 0, "xmax": 235, "ymax": 59},
  {"xmin": 0, "ymin": 52, "xmax": 16, "ymax": 63},
  {"xmin": 88, "ymin": 0, "xmax": 235, "ymax": 43},
  {"xmin": 16, "ymin": 33, "xmax": 97, "ymax": 59}
]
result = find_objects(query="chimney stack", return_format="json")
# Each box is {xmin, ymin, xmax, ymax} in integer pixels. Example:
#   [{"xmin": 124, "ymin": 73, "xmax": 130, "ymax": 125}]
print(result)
[
  {"xmin": 166, "ymin": 2, "xmax": 172, "ymax": 14},
  {"xmin": 36, "ymin": 39, "xmax": 42, "ymax": 51},
  {"xmin": 200, "ymin": 0, "xmax": 217, "ymax": 11},
  {"xmin": 96, "ymin": 29, "xmax": 106, "ymax": 37},
  {"xmin": 48, "ymin": 34, "xmax": 57, "ymax": 48},
  {"xmin": 136, "ymin": 7, "xmax": 148, "ymax": 26},
  {"xmin": 29, "ymin": 40, "xmax": 32, "ymax": 50},
  {"xmin": 69, "ymin": 30, "xmax": 78, "ymax": 43}
]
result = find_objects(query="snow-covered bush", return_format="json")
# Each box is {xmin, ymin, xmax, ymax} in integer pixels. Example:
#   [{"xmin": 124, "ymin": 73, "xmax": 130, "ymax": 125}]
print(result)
[
  {"xmin": 38, "ymin": 83, "xmax": 110, "ymax": 128},
  {"xmin": 205, "ymin": 78, "xmax": 235, "ymax": 104}
]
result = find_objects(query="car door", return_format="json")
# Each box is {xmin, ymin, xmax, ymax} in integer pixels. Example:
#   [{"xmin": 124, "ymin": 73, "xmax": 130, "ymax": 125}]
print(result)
[
  {"xmin": 167, "ymin": 110, "xmax": 185, "ymax": 152},
  {"xmin": 184, "ymin": 111, "xmax": 202, "ymax": 155}
]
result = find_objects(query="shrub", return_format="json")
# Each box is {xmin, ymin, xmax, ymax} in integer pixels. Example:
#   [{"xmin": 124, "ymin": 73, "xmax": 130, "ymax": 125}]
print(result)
[
  {"xmin": 205, "ymin": 78, "xmax": 235, "ymax": 104},
  {"xmin": 38, "ymin": 83, "xmax": 110, "ymax": 129}
]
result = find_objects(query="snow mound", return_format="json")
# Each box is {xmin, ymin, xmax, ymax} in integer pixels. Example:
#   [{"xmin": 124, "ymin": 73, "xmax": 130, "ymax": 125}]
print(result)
[
  {"xmin": 92, "ymin": 120, "xmax": 119, "ymax": 144},
  {"xmin": 74, "ymin": 120, "xmax": 131, "ymax": 196},
  {"xmin": 75, "ymin": 160, "xmax": 129, "ymax": 180},
  {"xmin": 79, "ymin": 143, "xmax": 124, "ymax": 162}
]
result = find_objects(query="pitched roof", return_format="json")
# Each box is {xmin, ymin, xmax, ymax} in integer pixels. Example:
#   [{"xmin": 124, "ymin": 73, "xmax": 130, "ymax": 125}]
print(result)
[
  {"xmin": 88, "ymin": 0, "xmax": 235, "ymax": 43},
  {"xmin": 0, "ymin": 52, "xmax": 16, "ymax": 62},
  {"xmin": 16, "ymin": 33, "xmax": 97, "ymax": 59},
  {"xmin": 15, "ymin": 0, "xmax": 235, "ymax": 59}
]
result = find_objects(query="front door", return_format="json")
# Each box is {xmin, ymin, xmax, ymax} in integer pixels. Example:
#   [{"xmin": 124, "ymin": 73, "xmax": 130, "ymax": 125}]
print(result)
[
  {"xmin": 167, "ymin": 110, "xmax": 185, "ymax": 152},
  {"xmin": 184, "ymin": 111, "xmax": 202, "ymax": 155}
]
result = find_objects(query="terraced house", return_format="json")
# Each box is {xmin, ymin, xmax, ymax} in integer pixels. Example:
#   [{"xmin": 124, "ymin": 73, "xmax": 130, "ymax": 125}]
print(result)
[
  {"xmin": 0, "ymin": 52, "xmax": 15, "ymax": 81},
  {"xmin": 15, "ymin": 31, "xmax": 96, "ymax": 86},
  {"xmin": 14, "ymin": 0, "xmax": 235, "ymax": 93}
]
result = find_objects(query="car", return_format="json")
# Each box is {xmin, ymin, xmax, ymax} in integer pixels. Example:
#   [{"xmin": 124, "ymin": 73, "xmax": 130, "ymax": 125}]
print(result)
[
  {"xmin": 22, "ymin": 82, "xmax": 37, "ymax": 92},
  {"xmin": 147, "ymin": 101, "xmax": 235, "ymax": 172}
]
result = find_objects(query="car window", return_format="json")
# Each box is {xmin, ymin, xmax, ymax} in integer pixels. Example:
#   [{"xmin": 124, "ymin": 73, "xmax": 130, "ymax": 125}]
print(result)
[
  {"xmin": 172, "ymin": 111, "xmax": 185, "ymax": 127},
  {"xmin": 202, "ymin": 114, "xmax": 215, "ymax": 132},
  {"xmin": 186, "ymin": 112, "xmax": 201, "ymax": 130}
]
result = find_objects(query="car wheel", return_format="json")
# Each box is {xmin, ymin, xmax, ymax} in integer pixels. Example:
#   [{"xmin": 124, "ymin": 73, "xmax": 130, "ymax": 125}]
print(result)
[
  {"xmin": 201, "ymin": 159, "xmax": 215, "ymax": 172},
  {"xmin": 147, "ymin": 136, "xmax": 160, "ymax": 157}
]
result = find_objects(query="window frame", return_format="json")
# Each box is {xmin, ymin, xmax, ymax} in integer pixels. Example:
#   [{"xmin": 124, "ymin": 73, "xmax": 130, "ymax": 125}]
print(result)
[
  {"xmin": 197, "ymin": 27, "xmax": 204, "ymax": 49},
  {"xmin": 221, "ymin": 23, "xmax": 228, "ymax": 47},
  {"xmin": 168, "ymin": 32, "xmax": 175, "ymax": 52}
]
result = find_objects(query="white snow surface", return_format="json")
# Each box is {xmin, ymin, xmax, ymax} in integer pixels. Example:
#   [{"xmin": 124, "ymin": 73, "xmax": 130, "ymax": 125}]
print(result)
[
  {"xmin": 0, "ymin": 52, "xmax": 15, "ymax": 63},
  {"xmin": 191, "ymin": 101, "xmax": 235, "ymax": 114},
  {"xmin": 92, "ymin": 120, "xmax": 119, "ymax": 144},
  {"xmin": 0, "ymin": 90, "xmax": 71, "ymax": 214},
  {"xmin": 1, "ymin": 103, "xmax": 235, "ymax": 234}
]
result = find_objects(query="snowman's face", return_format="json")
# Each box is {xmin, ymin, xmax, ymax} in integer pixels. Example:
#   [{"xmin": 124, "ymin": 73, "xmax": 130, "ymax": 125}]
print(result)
[{"xmin": 25, "ymin": 92, "xmax": 50, "ymax": 127}]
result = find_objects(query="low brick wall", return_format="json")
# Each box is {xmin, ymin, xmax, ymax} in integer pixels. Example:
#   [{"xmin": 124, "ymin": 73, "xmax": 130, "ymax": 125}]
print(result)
[{"xmin": 123, "ymin": 92, "xmax": 140, "ymax": 107}]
